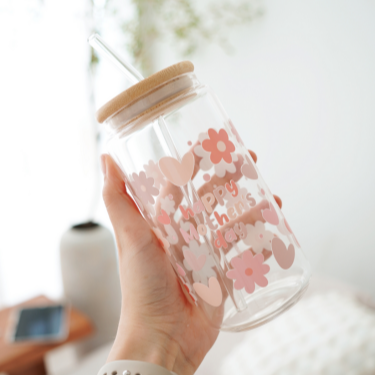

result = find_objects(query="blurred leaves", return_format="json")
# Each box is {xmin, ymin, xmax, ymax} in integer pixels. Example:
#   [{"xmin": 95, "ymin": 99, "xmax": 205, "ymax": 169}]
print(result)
[{"xmin": 97, "ymin": 0, "xmax": 263, "ymax": 75}]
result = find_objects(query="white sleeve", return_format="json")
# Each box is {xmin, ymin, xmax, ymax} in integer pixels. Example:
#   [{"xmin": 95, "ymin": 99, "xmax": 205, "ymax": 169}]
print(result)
[{"xmin": 97, "ymin": 360, "xmax": 178, "ymax": 375}]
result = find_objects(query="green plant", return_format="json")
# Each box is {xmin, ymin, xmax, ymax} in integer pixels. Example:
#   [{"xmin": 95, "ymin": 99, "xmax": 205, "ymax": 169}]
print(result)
[{"xmin": 93, "ymin": 0, "xmax": 263, "ymax": 75}]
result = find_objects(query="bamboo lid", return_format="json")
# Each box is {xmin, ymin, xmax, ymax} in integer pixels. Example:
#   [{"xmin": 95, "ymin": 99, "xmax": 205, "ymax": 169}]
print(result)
[{"xmin": 96, "ymin": 61, "xmax": 194, "ymax": 124}]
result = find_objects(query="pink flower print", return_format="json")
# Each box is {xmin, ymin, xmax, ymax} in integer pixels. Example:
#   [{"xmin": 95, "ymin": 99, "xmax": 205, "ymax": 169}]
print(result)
[
  {"xmin": 132, "ymin": 171, "xmax": 159, "ymax": 205},
  {"xmin": 226, "ymin": 250, "xmax": 270, "ymax": 294},
  {"xmin": 243, "ymin": 221, "xmax": 273, "ymax": 254},
  {"xmin": 229, "ymin": 120, "xmax": 244, "ymax": 146},
  {"xmin": 194, "ymin": 131, "xmax": 238, "ymax": 178},
  {"xmin": 202, "ymin": 128, "xmax": 236, "ymax": 165},
  {"xmin": 144, "ymin": 160, "xmax": 166, "ymax": 189}
]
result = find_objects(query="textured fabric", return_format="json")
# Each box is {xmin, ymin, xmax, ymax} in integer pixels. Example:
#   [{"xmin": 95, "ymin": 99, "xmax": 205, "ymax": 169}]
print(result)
[
  {"xmin": 221, "ymin": 292, "xmax": 375, "ymax": 374},
  {"xmin": 97, "ymin": 360, "xmax": 177, "ymax": 375}
]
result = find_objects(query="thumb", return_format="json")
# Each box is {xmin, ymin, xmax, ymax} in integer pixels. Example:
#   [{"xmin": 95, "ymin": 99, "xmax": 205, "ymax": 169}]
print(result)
[{"xmin": 101, "ymin": 154, "xmax": 153, "ymax": 252}]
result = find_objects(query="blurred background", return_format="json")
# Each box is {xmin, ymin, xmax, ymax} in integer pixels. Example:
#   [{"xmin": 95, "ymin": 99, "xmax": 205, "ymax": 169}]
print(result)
[{"xmin": 1, "ymin": 0, "xmax": 375, "ymax": 374}]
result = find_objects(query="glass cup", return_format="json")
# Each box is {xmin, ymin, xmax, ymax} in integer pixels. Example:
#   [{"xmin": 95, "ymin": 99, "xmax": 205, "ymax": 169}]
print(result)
[{"xmin": 97, "ymin": 61, "xmax": 311, "ymax": 331}]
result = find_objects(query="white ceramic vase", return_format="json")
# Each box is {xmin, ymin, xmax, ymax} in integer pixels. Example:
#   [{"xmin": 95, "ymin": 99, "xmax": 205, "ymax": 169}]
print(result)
[{"xmin": 60, "ymin": 222, "xmax": 121, "ymax": 353}]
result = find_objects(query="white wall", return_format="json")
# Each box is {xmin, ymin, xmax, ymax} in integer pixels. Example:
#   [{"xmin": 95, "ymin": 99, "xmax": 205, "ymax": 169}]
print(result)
[{"xmin": 160, "ymin": 0, "xmax": 375, "ymax": 297}]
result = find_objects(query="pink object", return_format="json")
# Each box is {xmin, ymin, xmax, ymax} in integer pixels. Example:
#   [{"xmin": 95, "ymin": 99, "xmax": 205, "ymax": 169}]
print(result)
[
  {"xmin": 131, "ymin": 171, "xmax": 159, "ymax": 205},
  {"xmin": 226, "ymin": 250, "xmax": 270, "ymax": 294},
  {"xmin": 193, "ymin": 277, "xmax": 223, "ymax": 307},
  {"xmin": 157, "ymin": 209, "xmax": 171, "ymax": 225},
  {"xmin": 272, "ymin": 237, "xmax": 295, "ymax": 270},
  {"xmin": 176, "ymin": 263, "xmax": 186, "ymax": 277},
  {"xmin": 202, "ymin": 128, "xmax": 235, "ymax": 164},
  {"xmin": 241, "ymin": 154, "xmax": 258, "ymax": 180},
  {"xmin": 262, "ymin": 202, "xmax": 280, "ymax": 226},
  {"xmin": 183, "ymin": 248, "xmax": 206, "ymax": 271},
  {"xmin": 168, "ymin": 194, "xmax": 173, "ymax": 200},
  {"xmin": 187, "ymin": 140, "xmax": 192, "ymax": 146},
  {"xmin": 203, "ymin": 173, "xmax": 211, "ymax": 182},
  {"xmin": 159, "ymin": 152, "xmax": 195, "ymax": 186}
]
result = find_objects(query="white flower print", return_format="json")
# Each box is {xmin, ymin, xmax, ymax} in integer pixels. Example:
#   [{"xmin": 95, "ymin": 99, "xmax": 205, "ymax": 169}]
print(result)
[
  {"xmin": 144, "ymin": 160, "xmax": 167, "ymax": 189},
  {"xmin": 182, "ymin": 240, "xmax": 218, "ymax": 285},
  {"xmin": 160, "ymin": 195, "xmax": 176, "ymax": 215},
  {"xmin": 225, "ymin": 186, "xmax": 251, "ymax": 210},
  {"xmin": 180, "ymin": 220, "xmax": 192, "ymax": 232},
  {"xmin": 243, "ymin": 221, "xmax": 273, "ymax": 254},
  {"xmin": 194, "ymin": 132, "xmax": 238, "ymax": 178}
]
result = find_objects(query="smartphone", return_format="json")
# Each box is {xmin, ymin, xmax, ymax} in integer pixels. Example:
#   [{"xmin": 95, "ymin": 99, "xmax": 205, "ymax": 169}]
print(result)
[{"xmin": 9, "ymin": 304, "xmax": 69, "ymax": 343}]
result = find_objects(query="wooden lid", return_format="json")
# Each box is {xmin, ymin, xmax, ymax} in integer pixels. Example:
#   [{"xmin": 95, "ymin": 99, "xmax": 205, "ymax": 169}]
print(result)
[{"xmin": 96, "ymin": 61, "xmax": 194, "ymax": 124}]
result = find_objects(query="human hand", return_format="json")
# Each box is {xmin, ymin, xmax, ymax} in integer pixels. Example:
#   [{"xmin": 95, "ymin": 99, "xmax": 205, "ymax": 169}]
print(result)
[{"xmin": 101, "ymin": 150, "xmax": 282, "ymax": 375}]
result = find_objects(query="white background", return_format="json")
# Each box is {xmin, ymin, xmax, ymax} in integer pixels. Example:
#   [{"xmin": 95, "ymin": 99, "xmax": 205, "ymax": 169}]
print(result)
[{"xmin": 0, "ymin": 0, "xmax": 374, "ymax": 306}]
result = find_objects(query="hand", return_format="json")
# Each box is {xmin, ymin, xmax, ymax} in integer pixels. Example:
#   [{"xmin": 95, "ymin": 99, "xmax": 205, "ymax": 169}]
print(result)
[{"xmin": 101, "ymin": 150, "xmax": 282, "ymax": 375}]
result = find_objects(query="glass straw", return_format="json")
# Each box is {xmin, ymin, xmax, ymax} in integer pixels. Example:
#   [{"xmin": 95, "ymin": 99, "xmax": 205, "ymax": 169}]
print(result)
[{"xmin": 88, "ymin": 34, "xmax": 144, "ymax": 84}]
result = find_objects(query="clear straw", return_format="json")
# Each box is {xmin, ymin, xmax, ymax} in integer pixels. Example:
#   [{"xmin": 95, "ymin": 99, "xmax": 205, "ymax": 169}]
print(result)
[{"xmin": 88, "ymin": 34, "xmax": 144, "ymax": 84}]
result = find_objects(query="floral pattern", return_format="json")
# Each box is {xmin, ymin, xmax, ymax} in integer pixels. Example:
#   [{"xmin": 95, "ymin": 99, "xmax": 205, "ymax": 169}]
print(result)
[
  {"xmin": 182, "ymin": 240, "xmax": 218, "ymax": 285},
  {"xmin": 160, "ymin": 195, "xmax": 176, "ymax": 215},
  {"xmin": 194, "ymin": 132, "xmax": 238, "ymax": 178},
  {"xmin": 226, "ymin": 250, "xmax": 270, "ymax": 294},
  {"xmin": 225, "ymin": 186, "xmax": 250, "ymax": 210},
  {"xmin": 243, "ymin": 221, "xmax": 273, "ymax": 254},
  {"xmin": 202, "ymin": 128, "xmax": 236, "ymax": 164},
  {"xmin": 132, "ymin": 171, "xmax": 159, "ymax": 205},
  {"xmin": 144, "ymin": 160, "xmax": 167, "ymax": 189}
]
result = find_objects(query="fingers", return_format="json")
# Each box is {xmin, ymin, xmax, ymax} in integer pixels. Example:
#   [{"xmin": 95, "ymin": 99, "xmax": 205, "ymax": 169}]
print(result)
[
  {"xmin": 273, "ymin": 195, "xmax": 282, "ymax": 209},
  {"xmin": 248, "ymin": 150, "xmax": 257, "ymax": 163},
  {"xmin": 101, "ymin": 154, "xmax": 153, "ymax": 253}
]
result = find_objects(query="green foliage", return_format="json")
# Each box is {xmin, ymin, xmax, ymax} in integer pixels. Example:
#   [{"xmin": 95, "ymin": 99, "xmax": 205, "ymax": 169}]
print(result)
[{"xmin": 93, "ymin": 0, "xmax": 262, "ymax": 75}]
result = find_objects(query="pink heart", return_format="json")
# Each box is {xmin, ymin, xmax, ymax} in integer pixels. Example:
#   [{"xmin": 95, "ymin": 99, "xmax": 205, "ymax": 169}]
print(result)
[
  {"xmin": 272, "ymin": 237, "xmax": 295, "ymax": 269},
  {"xmin": 193, "ymin": 277, "xmax": 222, "ymax": 307},
  {"xmin": 157, "ymin": 209, "xmax": 171, "ymax": 225},
  {"xmin": 159, "ymin": 152, "xmax": 195, "ymax": 187},
  {"xmin": 241, "ymin": 154, "xmax": 258, "ymax": 180},
  {"xmin": 183, "ymin": 249, "xmax": 206, "ymax": 271},
  {"xmin": 262, "ymin": 202, "xmax": 279, "ymax": 226}
]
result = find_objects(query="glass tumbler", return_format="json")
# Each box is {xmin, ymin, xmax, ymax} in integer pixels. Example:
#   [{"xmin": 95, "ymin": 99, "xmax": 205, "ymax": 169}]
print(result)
[{"xmin": 97, "ymin": 61, "xmax": 311, "ymax": 331}]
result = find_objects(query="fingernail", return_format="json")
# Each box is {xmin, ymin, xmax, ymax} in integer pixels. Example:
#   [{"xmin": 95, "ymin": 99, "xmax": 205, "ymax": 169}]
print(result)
[{"xmin": 100, "ymin": 154, "xmax": 107, "ymax": 176}]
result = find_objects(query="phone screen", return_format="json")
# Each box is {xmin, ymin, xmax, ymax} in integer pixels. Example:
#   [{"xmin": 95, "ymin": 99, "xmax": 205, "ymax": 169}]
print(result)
[{"xmin": 14, "ymin": 305, "xmax": 66, "ymax": 342}]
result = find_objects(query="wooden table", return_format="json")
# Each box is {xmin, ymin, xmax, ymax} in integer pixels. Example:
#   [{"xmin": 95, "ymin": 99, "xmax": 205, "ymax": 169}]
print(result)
[{"xmin": 0, "ymin": 295, "xmax": 94, "ymax": 375}]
